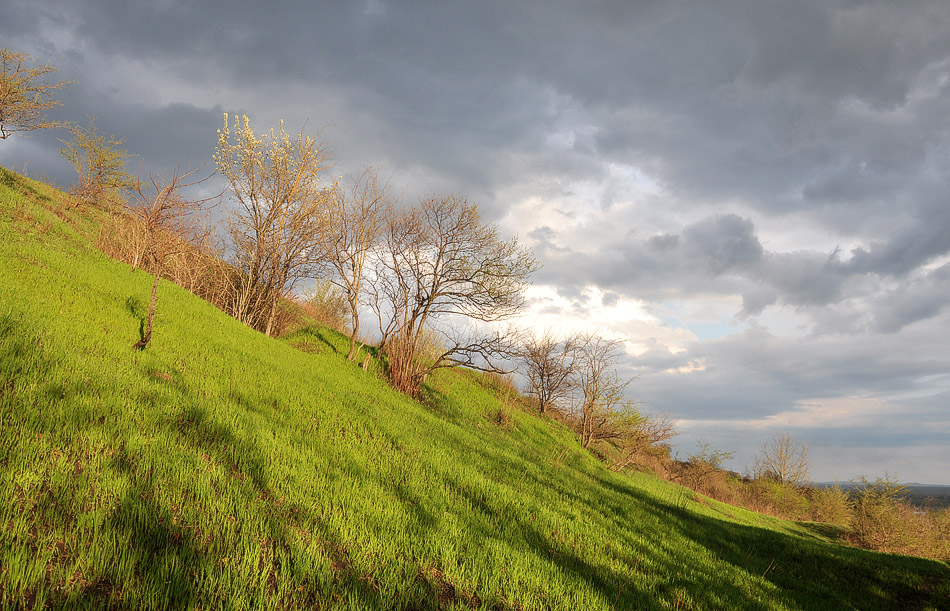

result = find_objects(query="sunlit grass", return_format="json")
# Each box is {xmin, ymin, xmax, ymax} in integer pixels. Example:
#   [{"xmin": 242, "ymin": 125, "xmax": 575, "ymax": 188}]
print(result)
[{"xmin": 1, "ymin": 166, "xmax": 948, "ymax": 609}]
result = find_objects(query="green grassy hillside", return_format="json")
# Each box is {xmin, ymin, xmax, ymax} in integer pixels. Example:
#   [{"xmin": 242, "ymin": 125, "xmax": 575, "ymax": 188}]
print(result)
[{"xmin": 1, "ymin": 166, "xmax": 948, "ymax": 610}]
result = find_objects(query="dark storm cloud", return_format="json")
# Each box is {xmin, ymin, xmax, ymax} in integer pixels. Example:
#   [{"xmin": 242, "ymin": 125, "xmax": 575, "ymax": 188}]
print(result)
[
  {"xmin": 748, "ymin": 250, "xmax": 847, "ymax": 311},
  {"xmin": 564, "ymin": 214, "xmax": 839, "ymax": 313},
  {"xmin": 735, "ymin": 2, "xmax": 938, "ymax": 110},
  {"xmin": 0, "ymin": 92, "xmax": 222, "ymax": 187},
  {"xmin": 533, "ymin": 198, "xmax": 950, "ymax": 336},
  {"xmin": 538, "ymin": 214, "xmax": 769, "ymax": 301},
  {"xmin": 585, "ymin": 2, "xmax": 950, "ymax": 233}
]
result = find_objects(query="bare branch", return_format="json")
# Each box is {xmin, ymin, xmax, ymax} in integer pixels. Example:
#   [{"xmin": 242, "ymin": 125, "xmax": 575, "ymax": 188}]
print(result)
[
  {"xmin": 570, "ymin": 334, "xmax": 637, "ymax": 449},
  {"xmin": 320, "ymin": 166, "xmax": 395, "ymax": 360},
  {"xmin": 516, "ymin": 329, "xmax": 582, "ymax": 415},
  {"xmin": 59, "ymin": 117, "xmax": 135, "ymax": 204}
]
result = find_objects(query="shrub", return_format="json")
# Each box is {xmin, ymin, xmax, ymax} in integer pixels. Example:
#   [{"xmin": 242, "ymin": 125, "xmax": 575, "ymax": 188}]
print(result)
[
  {"xmin": 807, "ymin": 484, "xmax": 852, "ymax": 525},
  {"xmin": 747, "ymin": 479, "xmax": 810, "ymax": 520},
  {"xmin": 383, "ymin": 331, "xmax": 431, "ymax": 397},
  {"xmin": 480, "ymin": 370, "xmax": 527, "ymax": 412},
  {"xmin": 930, "ymin": 509, "xmax": 950, "ymax": 561},
  {"xmin": 97, "ymin": 211, "xmax": 148, "ymax": 269},
  {"xmin": 849, "ymin": 475, "xmax": 913, "ymax": 554},
  {"xmin": 752, "ymin": 432, "xmax": 810, "ymax": 487},
  {"xmin": 96, "ymin": 210, "xmax": 252, "ymax": 326},
  {"xmin": 487, "ymin": 404, "xmax": 512, "ymax": 429},
  {"xmin": 675, "ymin": 441, "xmax": 733, "ymax": 494},
  {"xmin": 383, "ymin": 328, "xmax": 447, "ymax": 397}
]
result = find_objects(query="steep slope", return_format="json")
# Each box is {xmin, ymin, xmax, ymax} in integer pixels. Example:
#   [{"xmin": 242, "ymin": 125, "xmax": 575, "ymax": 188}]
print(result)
[{"xmin": 1, "ymin": 167, "xmax": 948, "ymax": 610}]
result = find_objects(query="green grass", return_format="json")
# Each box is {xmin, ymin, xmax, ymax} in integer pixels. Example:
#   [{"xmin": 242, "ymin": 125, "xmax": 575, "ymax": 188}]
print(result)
[{"xmin": 1, "ymin": 165, "xmax": 948, "ymax": 610}]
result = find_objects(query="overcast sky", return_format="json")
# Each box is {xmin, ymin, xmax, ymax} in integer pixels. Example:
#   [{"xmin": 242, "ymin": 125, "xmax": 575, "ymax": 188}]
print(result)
[{"xmin": 3, "ymin": 0, "xmax": 949, "ymax": 484}]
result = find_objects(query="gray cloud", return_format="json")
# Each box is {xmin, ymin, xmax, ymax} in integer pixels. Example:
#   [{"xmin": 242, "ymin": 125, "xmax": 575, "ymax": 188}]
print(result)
[
  {"xmin": 681, "ymin": 214, "xmax": 764, "ymax": 275},
  {"xmin": 873, "ymin": 263, "xmax": 950, "ymax": 333},
  {"xmin": 634, "ymin": 323, "xmax": 950, "ymax": 439},
  {"xmin": 841, "ymin": 203, "xmax": 950, "ymax": 277}
]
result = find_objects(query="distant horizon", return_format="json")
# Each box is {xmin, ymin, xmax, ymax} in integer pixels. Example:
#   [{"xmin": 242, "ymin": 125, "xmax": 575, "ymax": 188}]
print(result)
[{"xmin": 813, "ymin": 481, "xmax": 950, "ymax": 488}]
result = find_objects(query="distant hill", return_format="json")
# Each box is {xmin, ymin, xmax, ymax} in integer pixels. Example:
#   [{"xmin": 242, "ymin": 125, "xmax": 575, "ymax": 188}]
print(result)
[
  {"xmin": 901, "ymin": 484, "xmax": 950, "ymax": 509},
  {"xmin": 2, "ymin": 166, "xmax": 948, "ymax": 610},
  {"xmin": 815, "ymin": 482, "xmax": 950, "ymax": 509}
]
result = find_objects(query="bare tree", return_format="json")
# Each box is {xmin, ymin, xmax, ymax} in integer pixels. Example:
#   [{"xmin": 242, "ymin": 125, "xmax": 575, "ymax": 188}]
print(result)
[
  {"xmin": 125, "ymin": 167, "xmax": 216, "ymax": 349},
  {"xmin": 96, "ymin": 208, "xmax": 239, "ymax": 318},
  {"xmin": 518, "ymin": 330, "xmax": 581, "ymax": 415},
  {"xmin": 570, "ymin": 334, "xmax": 636, "ymax": 449},
  {"xmin": 0, "ymin": 48, "xmax": 71, "ymax": 140},
  {"xmin": 370, "ymin": 194, "xmax": 538, "ymax": 396},
  {"xmin": 59, "ymin": 117, "xmax": 136, "ymax": 204},
  {"xmin": 321, "ymin": 166, "xmax": 394, "ymax": 360},
  {"xmin": 753, "ymin": 432, "xmax": 810, "ymax": 486},
  {"xmin": 214, "ymin": 113, "xmax": 334, "ymax": 336}
]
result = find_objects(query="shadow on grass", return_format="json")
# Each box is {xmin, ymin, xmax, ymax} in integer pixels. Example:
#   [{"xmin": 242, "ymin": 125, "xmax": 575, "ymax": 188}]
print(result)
[
  {"xmin": 589, "ymin": 470, "xmax": 950, "ymax": 611},
  {"xmin": 440, "ymin": 469, "xmax": 665, "ymax": 609},
  {"xmin": 794, "ymin": 521, "xmax": 850, "ymax": 542},
  {"xmin": 99, "ymin": 445, "xmax": 201, "ymax": 608},
  {"xmin": 310, "ymin": 327, "xmax": 341, "ymax": 354},
  {"xmin": 125, "ymin": 296, "xmax": 148, "ymax": 346},
  {"xmin": 383, "ymin": 407, "xmax": 950, "ymax": 610},
  {"xmin": 418, "ymin": 385, "xmax": 466, "ymax": 424},
  {"xmin": 0, "ymin": 166, "xmax": 54, "ymax": 204},
  {"xmin": 168, "ymin": 404, "xmax": 412, "ymax": 609}
]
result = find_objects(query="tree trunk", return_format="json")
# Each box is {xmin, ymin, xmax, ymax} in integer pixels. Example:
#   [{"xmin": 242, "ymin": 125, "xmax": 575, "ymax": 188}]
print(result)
[
  {"xmin": 347, "ymin": 309, "xmax": 360, "ymax": 361},
  {"xmin": 134, "ymin": 266, "xmax": 161, "ymax": 349},
  {"xmin": 264, "ymin": 294, "xmax": 279, "ymax": 337},
  {"xmin": 582, "ymin": 411, "xmax": 593, "ymax": 448}
]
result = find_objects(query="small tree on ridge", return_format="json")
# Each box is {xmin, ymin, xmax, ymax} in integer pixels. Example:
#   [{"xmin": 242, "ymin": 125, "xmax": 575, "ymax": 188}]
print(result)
[
  {"xmin": 321, "ymin": 166, "xmax": 394, "ymax": 361},
  {"xmin": 214, "ymin": 113, "xmax": 334, "ymax": 336},
  {"xmin": 371, "ymin": 194, "xmax": 537, "ymax": 396},
  {"xmin": 0, "ymin": 48, "xmax": 71, "ymax": 140},
  {"xmin": 754, "ymin": 432, "xmax": 810, "ymax": 486},
  {"xmin": 59, "ymin": 117, "xmax": 135, "ymax": 203},
  {"xmin": 518, "ymin": 330, "xmax": 581, "ymax": 415},
  {"xmin": 571, "ymin": 334, "xmax": 634, "ymax": 449},
  {"xmin": 126, "ymin": 166, "xmax": 215, "ymax": 349}
]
